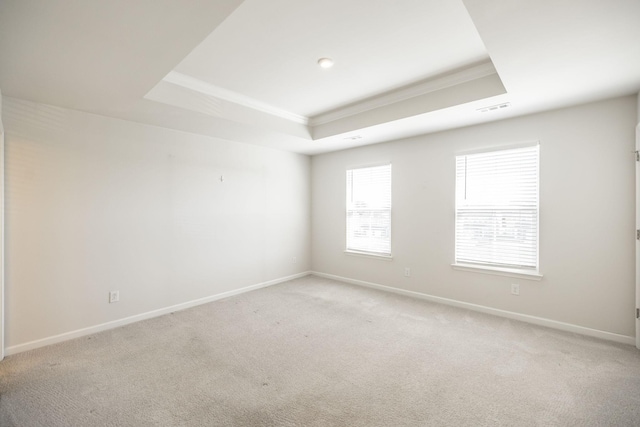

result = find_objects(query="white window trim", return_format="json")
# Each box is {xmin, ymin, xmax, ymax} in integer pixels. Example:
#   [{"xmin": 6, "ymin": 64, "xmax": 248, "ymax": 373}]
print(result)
[
  {"xmin": 451, "ymin": 263, "xmax": 543, "ymax": 281},
  {"xmin": 454, "ymin": 141, "xmax": 540, "ymax": 273},
  {"xmin": 456, "ymin": 140, "xmax": 539, "ymax": 156},
  {"xmin": 345, "ymin": 163, "xmax": 392, "ymax": 257},
  {"xmin": 344, "ymin": 250, "xmax": 394, "ymax": 261}
]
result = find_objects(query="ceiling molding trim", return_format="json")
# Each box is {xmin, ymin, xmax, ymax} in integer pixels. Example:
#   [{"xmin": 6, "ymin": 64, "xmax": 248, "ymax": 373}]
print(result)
[
  {"xmin": 163, "ymin": 71, "xmax": 310, "ymax": 125},
  {"xmin": 309, "ymin": 60, "xmax": 498, "ymax": 126}
]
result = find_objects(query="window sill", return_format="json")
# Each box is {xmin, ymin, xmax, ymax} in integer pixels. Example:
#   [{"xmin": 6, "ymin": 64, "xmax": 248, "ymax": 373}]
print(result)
[
  {"xmin": 345, "ymin": 250, "xmax": 393, "ymax": 261},
  {"xmin": 451, "ymin": 263, "xmax": 543, "ymax": 281}
]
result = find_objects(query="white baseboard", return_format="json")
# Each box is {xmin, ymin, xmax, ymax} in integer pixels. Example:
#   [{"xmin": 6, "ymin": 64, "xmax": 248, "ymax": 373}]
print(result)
[
  {"xmin": 6, "ymin": 271, "xmax": 311, "ymax": 356},
  {"xmin": 311, "ymin": 271, "xmax": 636, "ymax": 346}
]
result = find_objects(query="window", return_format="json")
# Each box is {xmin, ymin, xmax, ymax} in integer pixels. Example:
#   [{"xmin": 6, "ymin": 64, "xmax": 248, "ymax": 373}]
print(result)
[
  {"xmin": 346, "ymin": 164, "xmax": 392, "ymax": 257},
  {"xmin": 454, "ymin": 144, "xmax": 539, "ymax": 272}
]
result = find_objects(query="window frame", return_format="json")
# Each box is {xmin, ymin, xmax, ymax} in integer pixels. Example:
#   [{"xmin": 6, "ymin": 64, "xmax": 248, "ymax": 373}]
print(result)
[
  {"xmin": 452, "ymin": 142, "xmax": 542, "ymax": 280},
  {"xmin": 345, "ymin": 163, "xmax": 393, "ymax": 259}
]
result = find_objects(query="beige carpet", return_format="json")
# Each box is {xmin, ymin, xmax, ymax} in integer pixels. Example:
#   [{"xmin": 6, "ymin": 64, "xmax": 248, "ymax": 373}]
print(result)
[{"xmin": 1, "ymin": 275, "xmax": 640, "ymax": 426}]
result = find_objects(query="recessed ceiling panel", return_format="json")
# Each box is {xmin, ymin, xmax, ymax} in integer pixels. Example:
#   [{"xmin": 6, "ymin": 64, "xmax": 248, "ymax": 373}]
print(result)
[{"xmin": 173, "ymin": 0, "xmax": 490, "ymax": 117}]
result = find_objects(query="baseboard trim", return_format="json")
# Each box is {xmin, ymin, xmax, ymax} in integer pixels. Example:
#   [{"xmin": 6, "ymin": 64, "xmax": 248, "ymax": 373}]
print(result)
[
  {"xmin": 311, "ymin": 271, "xmax": 636, "ymax": 346},
  {"xmin": 6, "ymin": 271, "xmax": 311, "ymax": 356}
]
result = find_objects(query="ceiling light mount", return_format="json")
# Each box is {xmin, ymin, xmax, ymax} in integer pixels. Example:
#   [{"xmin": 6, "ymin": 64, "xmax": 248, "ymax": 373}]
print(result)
[{"xmin": 317, "ymin": 57, "xmax": 334, "ymax": 69}]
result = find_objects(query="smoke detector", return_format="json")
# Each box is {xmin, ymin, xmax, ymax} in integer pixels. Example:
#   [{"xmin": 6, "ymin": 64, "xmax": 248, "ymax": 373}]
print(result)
[{"xmin": 317, "ymin": 58, "xmax": 334, "ymax": 69}]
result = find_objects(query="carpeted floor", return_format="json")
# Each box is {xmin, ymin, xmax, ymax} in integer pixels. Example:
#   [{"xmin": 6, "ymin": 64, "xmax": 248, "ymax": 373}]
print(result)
[{"xmin": 1, "ymin": 275, "xmax": 640, "ymax": 426}]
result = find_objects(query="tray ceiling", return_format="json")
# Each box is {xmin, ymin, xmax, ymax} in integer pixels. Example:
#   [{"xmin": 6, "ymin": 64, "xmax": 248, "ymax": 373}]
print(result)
[{"xmin": 0, "ymin": 0, "xmax": 638, "ymax": 154}]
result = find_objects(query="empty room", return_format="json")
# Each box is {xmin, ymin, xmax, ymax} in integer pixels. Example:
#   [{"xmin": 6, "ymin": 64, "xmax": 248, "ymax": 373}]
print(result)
[{"xmin": 1, "ymin": 0, "xmax": 640, "ymax": 425}]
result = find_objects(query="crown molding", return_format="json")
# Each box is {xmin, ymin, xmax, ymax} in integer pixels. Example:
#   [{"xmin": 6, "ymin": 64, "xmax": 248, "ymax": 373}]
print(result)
[
  {"xmin": 162, "ymin": 61, "xmax": 498, "ymax": 130},
  {"xmin": 163, "ymin": 71, "xmax": 310, "ymax": 125},
  {"xmin": 309, "ymin": 60, "xmax": 498, "ymax": 126}
]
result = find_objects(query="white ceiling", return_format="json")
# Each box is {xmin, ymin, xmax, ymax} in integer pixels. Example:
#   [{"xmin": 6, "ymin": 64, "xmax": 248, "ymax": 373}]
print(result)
[
  {"xmin": 0, "ymin": 0, "xmax": 639, "ymax": 155},
  {"xmin": 173, "ymin": 0, "xmax": 490, "ymax": 118}
]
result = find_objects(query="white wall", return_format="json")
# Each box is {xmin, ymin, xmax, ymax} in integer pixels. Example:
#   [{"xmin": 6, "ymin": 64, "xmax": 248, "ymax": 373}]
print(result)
[
  {"xmin": 0, "ymin": 88, "xmax": 4, "ymax": 360},
  {"xmin": 636, "ymin": 92, "xmax": 640, "ymax": 348},
  {"xmin": 312, "ymin": 95, "xmax": 637, "ymax": 338},
  {"xmin": 3, "ymin": 97, "xmax": 310, "ymax": 351}
]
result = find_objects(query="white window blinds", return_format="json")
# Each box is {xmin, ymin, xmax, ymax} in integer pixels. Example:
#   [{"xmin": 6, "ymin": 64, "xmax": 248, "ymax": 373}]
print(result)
[
  {"xmin": 455, "ymin": 144, "xmax": 539, "ymax": 270},
  {"xmin": 346, "ymin": 164, "xmax": 392, "ymax": 256}
]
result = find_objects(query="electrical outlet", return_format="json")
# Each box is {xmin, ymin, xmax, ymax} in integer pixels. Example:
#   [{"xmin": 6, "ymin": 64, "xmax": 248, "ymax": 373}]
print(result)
[
  {"xmin": 404, "ymin": 267, "xmax": 411, "ymax": 277},
  {"xmin": 109, "ymin": 291, "xmax": 119, "ymax": 303},
  {"xmin": 511, "ymin": 284, "xmax": 520, "ymax": 296}
]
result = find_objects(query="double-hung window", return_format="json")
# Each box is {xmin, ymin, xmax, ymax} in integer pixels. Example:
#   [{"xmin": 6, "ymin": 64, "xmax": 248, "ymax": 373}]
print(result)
[
  {"xmin": 346, "ymin": 164, "xmax": 392, "ymax": 257},
  {"xmin": 454, "ymin": 144, "xmax": 539, "ymax": 274}
]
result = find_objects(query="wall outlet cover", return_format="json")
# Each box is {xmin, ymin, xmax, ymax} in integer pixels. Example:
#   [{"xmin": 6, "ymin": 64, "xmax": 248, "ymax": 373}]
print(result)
[{"xmin": 109, "ymin": 291, "xmax": 120, "ymax": 303}]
